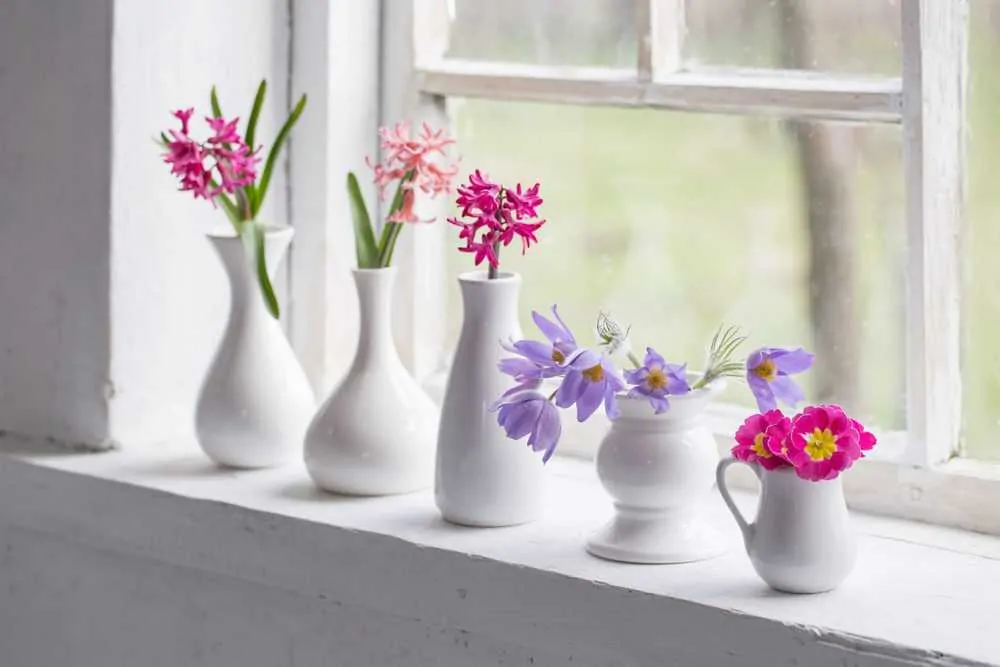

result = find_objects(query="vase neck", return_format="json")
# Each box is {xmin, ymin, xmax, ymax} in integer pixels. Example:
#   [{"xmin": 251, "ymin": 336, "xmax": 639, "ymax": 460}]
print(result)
[
  {"xmin": 352, "ymin": 268, "xmax": 399, "ymax": 366},
  {"xmin": 208, "ymin": 227, "xmax": 292, "ymax": 320},
  {"xmin": 457, "ymin": 271, "xmax": 522, "ymax": 338},
  {"xmin": 760, "ymin": 469, "xmax": 846, "ymax": 507}
]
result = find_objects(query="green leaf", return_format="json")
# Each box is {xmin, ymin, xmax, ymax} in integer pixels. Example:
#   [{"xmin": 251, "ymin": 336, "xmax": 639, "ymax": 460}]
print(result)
[
  {"xmin": 256, "ymin": 93, "xmax": 307, "ymax": 217},
  {"xmin": 245, "ymin": 80, "xmax": 266, "ymax": 152},
  {"xmin": 210, "ymin": 85, "xmax": 223, "ymax": 118},
  {"xmin": 347, "ymin": 173, "xmax": 379, "ymax": 269},
  {"xmin": 242, "ymin": 80, "xmax": 267, "ymax": 214},
  {"xmin": 158, "ymin": 132, "xmax": 171, "ymax": 147},
  {"xmin": 247, "ymin": 222, "xmax": 280, "ymax": 319}
]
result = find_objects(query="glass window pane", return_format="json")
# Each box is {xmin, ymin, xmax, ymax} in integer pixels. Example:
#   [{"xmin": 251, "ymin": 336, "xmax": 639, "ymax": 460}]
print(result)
[
  {"xmin": 446, "ymin": 0, "xmax": 636, "ymax": 68},
  {"xmin": 682, "ymin": 0, "xmax": 900, "ymax": 75},
  {"xmin": 443, "ymin": 100, "xmax": 905, "ymax": 440},
  {"xmin": 963, "ymin": 0, "xmax": 1000, "ymax": 461}
]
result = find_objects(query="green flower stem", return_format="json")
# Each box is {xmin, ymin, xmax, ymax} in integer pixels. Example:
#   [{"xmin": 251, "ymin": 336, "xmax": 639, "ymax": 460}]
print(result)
[
  {"xmin": 488, "ymin": 239, "xmax": 501, "ymax": 279},
  {"xmin": 627, "ymin": 351, "xmax": 643, "ymax": 369}
]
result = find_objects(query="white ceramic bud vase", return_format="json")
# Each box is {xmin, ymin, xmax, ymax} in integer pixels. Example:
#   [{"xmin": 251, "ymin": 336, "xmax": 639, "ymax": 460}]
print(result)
[
  {"xmin": 436, "ymin": 271, "xmax": 546, "ymax": 527},
  {"xmin": 587, "ymin": 381, "xmax": 727, "ymax": 563},
  {"xmin": 195, "ymin": 227, "xmax": 316, "ymax": 469},
  {"xmin": 717, "ymin": 459, "xmax": 857, "ymax": 594},
  {"xmin": 305, "ymin": 267, "xmax": 438, "ymax": 495}
]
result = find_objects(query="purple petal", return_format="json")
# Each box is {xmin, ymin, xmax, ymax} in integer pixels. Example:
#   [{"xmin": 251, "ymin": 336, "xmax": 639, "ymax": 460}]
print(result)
[
  {"xmin": 747, "ymin": 375, "xmax": 777, "ymax": 412},
  {"xmin": 627, "ymin": 385, "xmax": 650, "ymax": 399},
  {"xmin": 498, "ymin": 357, "xmax": 539, "ymax": 378},
  {"xmin": 649, "ymin": 395, "xmax": 670, "ymax": 414},
  {"xmin": 532, "ymin": 310, "xmax": 565, "ymax": 345},
  {"xmin": 567, "ymin": 348, "xmax": 602, "ymax": 370},
  {"xmin": 529, "ymin": 402, "xmax": 562, "ymax": 463},
  {"xmin": 555, "ymin": 369, "xmax": 584, "ymax": 408},
  {"xmin": 664, "ymin": 363, "xmax": 690, "ymax": 394},
  {"xmin": 604, "ymin": 387, "xmax": 621, "ymax": 420},
  {"xmin": 772, "ymin": 347, "xmax": 814, "ymax": 375},
  {"xmin": 746, "ymin": 348, "xmax": 769, "ymax": 371},
  {"xmin": 623, "ymin": 366, "xmax": 648, "ymax": 386},
  {"xmin": 643, "ymin": 347, "xmax": 666, "ymax": 369},
  {"xmin": 770, "ymin": 375, "xmax": 805, "ymax": 407},
  {"xmin": 511, "ymin": 340, "xmax": 554, "ymax": 365},
  {"xmin": 490, "ymin": 380, "xmax": 544, "ymax": 410},
  {"xmin": 576, "ymin": 380, "xmax": 605, "ymax": 422},
  {"xmin": 503, "ymin": 399, "xmax": 543, "ymax": 439},
  {"xmin": 549, "ymin": 305, "xmax": 577, "ymax": 348}
]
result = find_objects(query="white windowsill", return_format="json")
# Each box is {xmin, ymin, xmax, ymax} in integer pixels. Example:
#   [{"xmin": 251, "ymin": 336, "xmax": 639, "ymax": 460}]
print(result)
[{"xmin": 1, "ymin": 436, "xmax": 998, "ymax": 666}]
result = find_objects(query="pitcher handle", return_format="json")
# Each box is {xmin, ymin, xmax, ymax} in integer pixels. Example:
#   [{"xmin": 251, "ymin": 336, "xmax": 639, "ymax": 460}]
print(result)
[{"xmin": 716, "ymin": 457, "xmax": 756, "ymax": 547}]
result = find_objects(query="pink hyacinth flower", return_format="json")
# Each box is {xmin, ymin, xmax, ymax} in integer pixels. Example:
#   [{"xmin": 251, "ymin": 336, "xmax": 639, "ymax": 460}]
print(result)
[
  {"xmin": 786, "ymin": 405, "xmax": 863, "ymax": 481},
  {"xmin": 732, "ymin": 410, "xmax": 792, "ymax": 470}
]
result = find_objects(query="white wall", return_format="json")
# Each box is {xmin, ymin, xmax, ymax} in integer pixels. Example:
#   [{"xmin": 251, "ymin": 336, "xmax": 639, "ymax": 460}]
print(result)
[
  {"xmin": 0, "ymin": 0, "xmax": 114, "ymax": 447},
  {"xmin": 0, "ymin": 0, "xmax": 292, "ymax": 450},
  {"xmin": 108, "ymin": 0, "xmax": 290, "ymax": 449}
]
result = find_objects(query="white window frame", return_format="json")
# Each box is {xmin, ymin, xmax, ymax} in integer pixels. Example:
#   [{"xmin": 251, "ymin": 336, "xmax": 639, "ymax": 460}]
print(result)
[{"xmin": 292, "ymin": 0, "xmax": 1000, "ymax": 534}]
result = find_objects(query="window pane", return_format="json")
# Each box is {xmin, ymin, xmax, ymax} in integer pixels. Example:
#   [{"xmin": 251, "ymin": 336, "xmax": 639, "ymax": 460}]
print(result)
[
  {"xmin": 963, "ymin": 1, "xmax": 1000, "ymax": 461},
  {"xmin": 682, "ymin": 0, "xmax": 900, "ymax": 75},
  {"xmin": 443, "ymin": 100, "xmax": 905, "ymax": 439},
  {"xmin": 446, "ymin": 0, "xmax": 636, "ymax": 68}
]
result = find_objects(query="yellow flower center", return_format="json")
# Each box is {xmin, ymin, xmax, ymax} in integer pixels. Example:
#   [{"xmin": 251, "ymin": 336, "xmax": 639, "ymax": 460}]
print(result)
[
  {"xmin": 582, "ymin": 363, "xmax": 605, "ymax": 383},
  {"xmin": 751, "ymin": 432, "xmax": 772, "ymax": 459},
  {"xmin": 552, "ymin": 349, "xmax": 566, "ymax": 364},
  {"xmin": 646, "ymin": 367, "xmax": 667, "ymax": 391},
  {"xmin": 804, "ymin": 428, "xmax": 837, "ymax": 461},
  {"xmin": 753, "ymin": 358, "xmax": 778, "ymax": 382}
]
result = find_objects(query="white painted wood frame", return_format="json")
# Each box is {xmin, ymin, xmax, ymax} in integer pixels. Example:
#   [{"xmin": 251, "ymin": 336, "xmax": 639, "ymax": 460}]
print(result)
[
  {"xmin": 291, "ymin": 0, "xmax": 991, "ymax": 531},
  {"xmin": 900, "ymin": 0, "xmax": 967, "ymax": 466}
]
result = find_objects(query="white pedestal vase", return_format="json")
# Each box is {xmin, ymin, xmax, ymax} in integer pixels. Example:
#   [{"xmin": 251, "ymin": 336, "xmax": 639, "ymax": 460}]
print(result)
[
  {"xmin": 195, "ymin": 227, "xmax": 316, "ymax": 469},
  {"xmin": 587, "ymin": 381, "xmax": 727, "ymax": 564},
  {"xmin": 435, "ymin": 271, "xmax": 546, "ymax": 527},
  {"xmin": 717, "ymin": 459, "xmax": 857, "ymax": 594},
  {"xmin": 305, "ymin": 267, "xmax": 438, "ymax": 496}
]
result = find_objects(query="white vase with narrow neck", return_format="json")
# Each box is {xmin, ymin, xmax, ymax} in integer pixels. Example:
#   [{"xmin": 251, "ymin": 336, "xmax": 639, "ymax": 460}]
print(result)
[
  {"xmin": 305, "ymin": 267, "xmax": 438, "ymax": 496},
  {"xmin": 717, "ymin": 459, "xmax": 857, "ymax": 594},
  {"xmin": 586, "ymin": 381, "xmax": 727, "ymax": 564},
  {"xmin": 195, "ymin": 227, "xmax": 316, "ymax": 469},
  {"xmin": 436, "ymin": 271, "xmax": 546, "ymax": 527}
]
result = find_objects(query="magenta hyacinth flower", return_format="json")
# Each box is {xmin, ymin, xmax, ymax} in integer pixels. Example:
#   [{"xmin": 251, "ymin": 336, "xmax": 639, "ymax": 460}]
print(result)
[
  {"xmin": 555, "ymin": 349, "xmax": 626, "ymax": 422},
  {"xmin": 732, "ymin": 409, "xmax": 792, "ymax": 471},
  {"xmin": 497, "ymin": 305, "xmax": 577, "ymax": 382},
  {"xmin": 624, "ymin": 347, "xmax": 690, "ymax": 414},
  {"xmin": 493, "ymin": 391, "xmax": 563, "ymax": 463},
  {"xmin": 746, "ymin": 346, "xmax": 815, "ymax": 413},
  {"xmin": 786, "ymin": 405, "xmax": 863, "ymax": 481}
]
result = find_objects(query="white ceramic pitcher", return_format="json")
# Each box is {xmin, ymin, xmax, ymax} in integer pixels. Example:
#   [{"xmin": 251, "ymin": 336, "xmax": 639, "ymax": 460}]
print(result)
[{"xmin": 716, "ymin": 458, "xmax": 857, "ymax": 594}]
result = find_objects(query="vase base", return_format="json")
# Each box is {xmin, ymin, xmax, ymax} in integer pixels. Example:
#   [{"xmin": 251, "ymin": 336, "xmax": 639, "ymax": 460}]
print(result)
[
  {"xmin": 439, "ymin": 508, "xmax": 541, "ymax": 528},
  {"xmin": 586, "ymin": 514, "xmax": 726, "ymax": 564}
]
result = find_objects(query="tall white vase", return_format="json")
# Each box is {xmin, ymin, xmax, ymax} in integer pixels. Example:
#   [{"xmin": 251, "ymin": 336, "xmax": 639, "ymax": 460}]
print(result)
[
  {"xmin": 305, "ymin": 267, "xmax": 438, "ymax": 496},
  {"xmin": 717, "ymin": 459, "xmax": 857, "ymax": 594},
  {"xmin": 436, "ymin": 271, "xmax": 546, "ymax": 527},
  {"xmin": 587, "ymin": 382, "xmax": 727, "ymax": 564},
  {"xmin": 195, "ymin": 227, "xmax": 316, "ymax": 469}
]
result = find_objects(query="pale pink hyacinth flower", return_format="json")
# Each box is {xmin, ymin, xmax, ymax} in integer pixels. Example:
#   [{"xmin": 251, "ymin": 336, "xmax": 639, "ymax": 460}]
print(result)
[{"xmin": 366, "ymin": 122, "xmax": 458, "ymax": 223}]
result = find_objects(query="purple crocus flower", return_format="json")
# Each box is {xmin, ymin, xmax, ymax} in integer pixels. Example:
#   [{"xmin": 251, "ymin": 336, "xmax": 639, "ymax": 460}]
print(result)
[
  {"xmin": 493, "ymin": 391, "xmax": 563, "ymax": 462},
  {"xmin": 624, "ymin": 347, "xmax": 690, "ymax": 414},
  {"xmin": 555, "ymin": 349, "xmax": 626, "ymax": 422},
  {"xmin": 497, "ymin": 305, "xmax": 577, "ymax": 381},
  {"xmin": 746, "ymin": 346, "xmax": 814, "ymax": 413}
]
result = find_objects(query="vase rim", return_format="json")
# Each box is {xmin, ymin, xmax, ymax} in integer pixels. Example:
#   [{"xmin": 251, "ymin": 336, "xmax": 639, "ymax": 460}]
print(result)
[
  {"xmin": 206, "ymin": 224, "xmax": 292, "ymax": 240},
  {"xmin": 352, "ymin": 266, "xmax": 397, "ymax": 274},
  {"xmin": 458, "ymin": 270, "xmax": 521, "ymax": 284}
]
